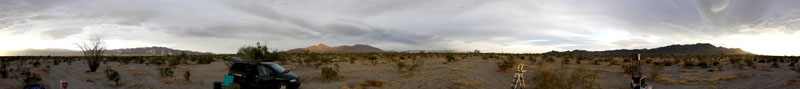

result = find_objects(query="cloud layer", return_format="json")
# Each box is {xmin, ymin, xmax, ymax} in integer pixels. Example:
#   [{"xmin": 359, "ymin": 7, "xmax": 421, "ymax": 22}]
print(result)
[{"xmin": 2, "ymin": 0, "xmax": 800, "ymax": 55}]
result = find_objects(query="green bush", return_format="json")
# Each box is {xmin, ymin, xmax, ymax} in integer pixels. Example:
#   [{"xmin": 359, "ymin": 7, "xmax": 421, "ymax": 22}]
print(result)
[
  {"xmin": 237, "ymin": 42, "xmax": 280, "ymax": 62},
  {"xmin": 446, "ymin": 55, "xmax": 457, "ymax": 62},
  {"xmin": 184, "ymin": 71, "xmax": 191, "ymax": 81},
  {"xmin": 395, "ymin": 61, "xmax": 407, "ymax": 71},
  {"xmin": 498, "ymin": 58, "xmax": 517, "ymax": 71},
  {"xmin": 158, "ymin": 67, "xmax": 174, "ymax": 77},
  {"xmin": 532, "ymin": 66, "xmax": 598, "ymax": 89},
  {"xmin": 321, "ymin": 66, "xmax": 338, "ymax": 81},
  {"xmin": 105, "ymin": 68, "xmax": 121, "ymax": 84},
  {"xmin": 650, "ymin": 64, "xmax": 664, "ymax": 79},
  {"xmin": 197, "ymin": 57, "xmax": 214, "ymax": 64},
  {"xmin": 32, "ymin": 61, "xmax": 41, "ymax": 67},
  {"xmin": 1, "ymin": 63, "xmax": 7, "ymax": 78},
  {"xmin": 168, "ymin": 57, "xmax": 182, "ymax": 66},
  {"xmin": 22, "ymin": 71, "xmax": 41, "ymax": 84}
]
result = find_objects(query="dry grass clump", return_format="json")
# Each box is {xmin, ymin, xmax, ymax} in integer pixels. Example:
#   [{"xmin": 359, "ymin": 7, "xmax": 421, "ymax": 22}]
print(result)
[
  {"xmin": 679, "ymin": 77, "xmax": 698, "ymax": 84},
  {"xmin": 452, "ymin": 79, "xmax": 480, "ymax": 88},
  {"xmin": 705, "ymin": 74, "xmax": 751, "ymax": 84},
  {"xmin": 321, "ymin": 66, "xmax": 339, "ymax": 81},
  {"xmin": 649, "ymin": 64, "xmax": 664, "ymax": 79},
  {"xmin": 497, "ymin": 58, "xmax": 517, "ymax": 72},
  {"xmin": 531, "ymin": 66, "xmax": 598, "ymax": 89}
]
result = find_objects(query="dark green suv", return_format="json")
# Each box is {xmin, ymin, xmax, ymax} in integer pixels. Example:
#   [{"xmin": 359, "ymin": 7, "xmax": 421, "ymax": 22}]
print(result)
[{"xmin": 224, "ymin": 57, "xmax": 301, "ymax": 89}]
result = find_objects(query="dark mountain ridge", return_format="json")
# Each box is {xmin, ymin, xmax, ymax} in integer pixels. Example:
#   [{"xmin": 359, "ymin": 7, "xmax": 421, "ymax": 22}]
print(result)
[
  {"xmin": 4, "ymin": 46, "xmax": 213, "ymax": 56},
  {"xmin": 544, "ymin": 43, "xmax": 753, "ymax": 55},
  {"xmin": 285, "ymin": 44, "xmax": 384, "ymax": 53}
]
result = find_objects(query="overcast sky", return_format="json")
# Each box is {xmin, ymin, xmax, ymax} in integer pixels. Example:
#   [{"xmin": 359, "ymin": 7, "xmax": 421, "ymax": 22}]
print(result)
[{"xmin": 2, "ymin": 0, "xmax": 800, "ymax": 55}]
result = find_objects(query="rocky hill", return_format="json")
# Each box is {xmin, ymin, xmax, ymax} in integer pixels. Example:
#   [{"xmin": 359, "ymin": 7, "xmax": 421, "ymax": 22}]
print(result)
[
  {"xmin": 106, "ymin": 46, "xmax": 213, "ymax": 56},
  {"xmin": 286, "ymin": 44, "xmax": 384, "ymax": 53},
  {"xmin": 544, "ymin": 43, "xmax": 753, "ymax": 55},
  {"xmin": 3, "ymin": 46, "xmax": 213, "ymax": 56}
]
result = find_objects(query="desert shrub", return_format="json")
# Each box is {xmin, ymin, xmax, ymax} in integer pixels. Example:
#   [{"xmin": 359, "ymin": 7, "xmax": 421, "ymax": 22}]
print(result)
[
  {"xmin": 650, "ymin": 64, "xmax": 664, "ymax": 79},
  {"xmin": 566, "ymin": 67, "xmax": 598, "ymax": 89},
  {"xmin": 532, "ymin": 67, "xmax": 564, "ymax": 89},
  {"xmin": 237, "ymin": 42, "xmax": 281, "ymax": 62},
  {"xmin": 562, "ymin": 59, "xmax": 570, "ymax": 65},
  {"xmin": 349, "ymin": 57, "xmax": 357, "ymax": 64},
  {"xmin": 792, "ymin": 63, "xmax": 800, "ymax": 75},
  {"xmin": 406, "ymin": 59, "xmax": 424, "ymax": 72},
  {"xmin": 119, "ymin": 58, "xmax": 131, "ymax": 64},
  {"xmin": 32, "ymin": 61, "xmax": 41, "ymax": 67},
  {"xmin": 158, "ymin": 67, "xmax": 174, "ymax": 77},
  {"xmin": 105, "ymin": 68, "xmax": 121, "ymax": 84},
  {"xmin": 1, "ymin": 63, "xmax": 7, "ymax": 78},
  {"xmin": 771, "ymin": 62, "xmax": 780, "ymax": 68},
  {"xmin": 592, "ymin": 60, "xmax": 600, "ymax": 65},
  {"xmin": 446, "ymin": 55, "xmax": 457, "ymax": 62},
  {"xmin": 149, "ymin": 57, "xmax": 166, "ymax": 65},
  {"xmin": 197, "ymin": 57, "xmax": 214, "ymax": 64},
  {"xmin": 168, "ymin": 57, "xmax": 182, "ymax": 66},
  {"xmin": 697, "ymin": 61, "xmax": 709, "ymax": 68},
  {"xmin": 745, "ymin": 59, "xmax": 755, "ymax": 67},
  {"xmin": 184, "ymin": 71, "xmax": 191, "ymax": 81},
  {"xmin": 622, "ymin": 64, "xmax": 637, "ymax": 76},
  {"xmin": 683, "ymin": 60, "xmax": 696, "ymax": 69},
  {"xmin": 53, "ymin": 59, "xmax": 60, "ymax": 65},
  {"xmin": 134, "ymin": 58, "xmax": 145, "ymax": 64},
  {"xmin": 22, "ymin": 71, "xmax": 41, "ymax": 84},
  {"xmin": 369, "ymin": 59, "xmax": 378, "ymax": 66},
  {"xmin": 321, "ymin": 66, "xmax": 338, "ymax": 81},
  {"xmin": 545, "ymin": 57, "xmax": 555, "ymax": 63},
  {"xmin": 498, "ymin": 58, "xmax": 517, "ymax": 71},
  {"xmin": 395, "ymin": 61, "xmax": 407, "ymax": 71},
  {"xmin": 609, "ymin": 60, "xmax": 619, "ymax": 66},
  {"xmin": 532, "ymin": 66, "xmax": 598, "ymax": 89},
  {"xmin": 663, "ymin": 60, "xmax": 674, "ymax": 66}
]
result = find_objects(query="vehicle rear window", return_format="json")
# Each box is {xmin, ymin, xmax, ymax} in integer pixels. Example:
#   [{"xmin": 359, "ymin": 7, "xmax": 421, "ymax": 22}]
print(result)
[{"xmin": 229, "ymin": 64, "xmax": 246, "ymax": 76}]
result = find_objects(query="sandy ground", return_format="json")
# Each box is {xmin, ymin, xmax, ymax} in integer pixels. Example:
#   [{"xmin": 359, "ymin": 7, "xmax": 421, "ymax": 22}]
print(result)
[{"xmin": 2, "ymin": 55, "xmax": 800, "ymax": 89}]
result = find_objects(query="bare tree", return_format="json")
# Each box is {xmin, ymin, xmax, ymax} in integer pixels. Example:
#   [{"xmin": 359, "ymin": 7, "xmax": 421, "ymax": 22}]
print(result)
[{"xmin": 75, "ymin": 35, "xmax": 106, "ymax": 72}]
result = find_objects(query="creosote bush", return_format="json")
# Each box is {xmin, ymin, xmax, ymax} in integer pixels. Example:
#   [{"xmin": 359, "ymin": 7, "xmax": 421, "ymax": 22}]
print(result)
[
  {"xmin": 650, "ymin": 64, "xmax": 664, "ymax": 79},
  {"xmin": 532, "ymin": 66, "xmax": 598, "ymax": 89},
  {"xmin": 158, "ymin": 67, "xmax": 174, "ymax": 77},
  {"xmin": 22, "ymin": 70, "xmax": 42, "ymax": 84},
  {"xmin": 105, "ymin": 68, "xmax": 121, "ymax": 85},
  {"xmin": 184, "ymin": 71, "xmax": 191, "ymax": 81},
  {"xmin": 446, "ymin": 55, "xmax": 457, "ymax": 62},
  {"xmin": 498, "ymin": 58, "xmax": 517, "ymax": 71},
  {"xmin": 321, "ymin": 66, "xmax": 338, "ymax": 81},
  {"xmin": 395, "ymin": 61, "xmax": 407, "ymax": 71},
  {"xmin": 237, "ymin": 42, "xmax": 281, "ymax": 62}
]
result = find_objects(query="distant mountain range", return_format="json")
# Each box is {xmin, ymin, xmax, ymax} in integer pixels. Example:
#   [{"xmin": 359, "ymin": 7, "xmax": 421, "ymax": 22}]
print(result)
[
  {"xmin": 285, "ymin": 44, "xmax": 384, "ymax": 53},
  {"xmin": 4, "ymin": 46, "xmax": 213, "ymax": 56},
  {"xmin": 544, "ymin": 43, "xmax": 753, "ymax": 55}
]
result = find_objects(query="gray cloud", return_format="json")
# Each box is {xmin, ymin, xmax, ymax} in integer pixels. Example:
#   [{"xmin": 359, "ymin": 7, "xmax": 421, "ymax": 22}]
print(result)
[
  {"xmin": 2, "ymin": 0, "xmax": 800, "ymax": 54},
  {"xmin": 40, "ymin": 28, "xmax": 83, "ymax": 40}
]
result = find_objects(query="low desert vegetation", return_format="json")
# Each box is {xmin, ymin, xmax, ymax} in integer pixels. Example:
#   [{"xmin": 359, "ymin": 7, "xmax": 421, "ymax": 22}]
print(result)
[
  {"xmin": 105, "ymin": 68, "xmax": 121, "ymax": 86},
  {"xmin": 497, "ymin": 58, "xmax": 517, "ymax": 72},
  {"xmin": 531, "ymin": 66, "xmax": 598, "ymax": 89},
  {"xmin": 321, "ymin": 66, "xmax": 339, "ymax": 81},
  {"xmin": 2, "ymin": 50, "xmax": 799, "ymax": 88},
  {"xmin": 158, "ymin": 66, "xmax": 175, "ymax": 77}
]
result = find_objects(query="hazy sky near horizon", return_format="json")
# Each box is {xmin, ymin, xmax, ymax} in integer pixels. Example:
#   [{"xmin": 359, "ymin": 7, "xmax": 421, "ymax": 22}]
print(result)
[{"xmin": 2, "ymin": 0, "xmax": 800, "ymax": 56}]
